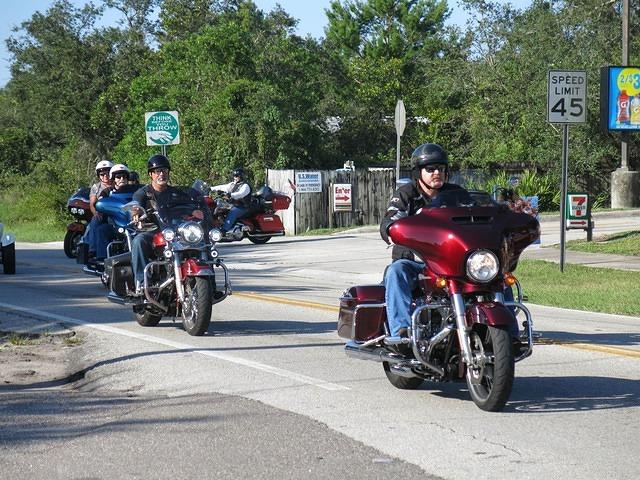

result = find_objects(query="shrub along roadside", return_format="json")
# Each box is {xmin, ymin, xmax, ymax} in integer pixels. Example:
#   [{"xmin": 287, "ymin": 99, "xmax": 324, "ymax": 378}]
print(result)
[{"xmin": 516, "ymin": 260, "xmax": 640, "ymax": 317}]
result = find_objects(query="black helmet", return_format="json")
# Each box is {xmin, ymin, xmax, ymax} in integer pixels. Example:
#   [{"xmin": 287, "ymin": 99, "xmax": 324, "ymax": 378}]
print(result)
[
  {"xmin": 232, "ymin": 167, "xmax": 244, "ymax": 179},
  {"xmin": 411, "ymin": 143, "xmax": 448, "ymax": 170},
  {"xmin": 147, "ymin": 154, "xmax": 171, "ymax": 172},
  {"xmin": 129, "ymin": 171, "xmax": 140, "ymax": 184}
]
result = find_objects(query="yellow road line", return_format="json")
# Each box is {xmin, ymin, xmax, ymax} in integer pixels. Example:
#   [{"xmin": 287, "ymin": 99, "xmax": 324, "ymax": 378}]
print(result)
[
  {"xmin": 236, "ymin": 292, "xmax": 640, "ymax": 360},
  {"xmin": 536, "ymin": 338, "xmax": 640, "ymax": 359},
  {"xmin": 234, "ymin": 291, "xmax": 340, "ymax": 312}
]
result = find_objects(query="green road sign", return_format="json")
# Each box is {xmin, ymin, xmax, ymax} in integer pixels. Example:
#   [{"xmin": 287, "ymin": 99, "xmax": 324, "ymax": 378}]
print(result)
[{"xmin": 145, "ymin": 111, "xmax": 180, "ymax": 146}]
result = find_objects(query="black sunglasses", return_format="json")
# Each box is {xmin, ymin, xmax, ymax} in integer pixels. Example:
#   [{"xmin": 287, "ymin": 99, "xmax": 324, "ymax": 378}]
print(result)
[
  {"xmin": 114, "ymin": 173, "xmax": 128, "ymax": 179},
  {"xmin": 151, "ymin": 168, "xmax": 169, "ymax": 175},
  {"xmin": 423, "ymin": 165, "xmax": 446, "ymax": 173},
  {"xmin": 98, "ymin": 170, "xmax": 110, "ymax": 176}
]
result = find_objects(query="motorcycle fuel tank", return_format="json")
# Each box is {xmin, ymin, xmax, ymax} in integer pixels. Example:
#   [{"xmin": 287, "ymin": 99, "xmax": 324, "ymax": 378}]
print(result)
[{"xmin": 95, "ymin": 192, "xmax": 134, "ymax": 227}]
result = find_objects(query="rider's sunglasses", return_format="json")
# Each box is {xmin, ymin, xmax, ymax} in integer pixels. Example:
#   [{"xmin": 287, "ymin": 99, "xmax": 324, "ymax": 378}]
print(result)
[
  {"xmin": 98, "ymin": 170, "xmax": 110, "ymax": 176},
  {"xmin": 423, "ymin": 164, "xmax": 446, "ymax": 174},
  {"xmin": 114, "ymin": 173, "xmax": 128, "ymax": 179},
  {"xmin": 151, "ymin": 168, "xmax": 169, "ymax": 175}
]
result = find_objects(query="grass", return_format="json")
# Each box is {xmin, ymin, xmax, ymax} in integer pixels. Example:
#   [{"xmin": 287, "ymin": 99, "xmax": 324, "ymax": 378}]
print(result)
[
  {"xmin": 2, "ymin": 222, "xmax": 66, "ymax": 243},
  {"xmin": 565, "ymin": 230, "xmax": 640, "ymax": 256},
  {"xmin": 515, "ymin": 259, "xmax": 640, "ymax": 316}
]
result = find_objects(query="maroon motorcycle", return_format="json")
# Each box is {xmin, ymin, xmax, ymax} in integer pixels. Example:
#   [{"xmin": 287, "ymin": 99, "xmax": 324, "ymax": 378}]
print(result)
[
  {"xmin": 338, "ymin": 189, "xmax": 540, "ymax": 411},
  {"xmin": 207, "ymin": 185, "xmax": 290, "ymax": 244},
  {"xmin": 64, "ymin": 187, "xmax": 92, "ymax": 258}
]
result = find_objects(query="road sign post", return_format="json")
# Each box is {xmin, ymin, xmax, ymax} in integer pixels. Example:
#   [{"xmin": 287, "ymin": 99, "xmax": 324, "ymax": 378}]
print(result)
[
  {"xmin": 547, "ymin": 70, "xmax": 587, "ymax": 272},
  {"xmin": 394, "ymin": 100, "xmax": 406, "ymax": 186}
]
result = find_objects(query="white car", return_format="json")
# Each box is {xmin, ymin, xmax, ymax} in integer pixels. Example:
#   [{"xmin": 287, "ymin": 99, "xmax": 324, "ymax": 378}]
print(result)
[{"xmin": 0, "ymin": 222, "xmax": 16, "ymax": 274}]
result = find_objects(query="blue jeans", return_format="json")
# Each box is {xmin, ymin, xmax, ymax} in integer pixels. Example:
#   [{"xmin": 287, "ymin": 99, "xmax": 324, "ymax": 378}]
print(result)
[
  {"xmin": 93, "ymin": 222, "xmax": 116, "ymax": 259},
  {"xmin": 131, "ymin": 231, "xmax": 156, "ymax": 286},
  {"xmin": 84, "ymin": 216, "xmax": 106, "ymax": 256},
  {"xmin": 223, "ymin": 206, "xmax": 249, "ymax": 231},
  {"xmin": 384, "ymin": 259, "xmax": 425, "ymax": 336}
]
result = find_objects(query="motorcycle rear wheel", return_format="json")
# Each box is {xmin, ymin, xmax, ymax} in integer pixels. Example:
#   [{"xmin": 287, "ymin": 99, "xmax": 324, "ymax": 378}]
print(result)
[
  {"xmin": 181, "ymin": 277, "xmax": 213, "ymax": 336},
  {"xmin": 383, "ymin": 362, "xmax": 424, "ymax": 389},
  {"xmin": 2, "ymin": 243, "xmax": 16, "ymax": 274},
  {"xmin": 133, "ymin": 306, "xmax": 162, "ymax": 327},
  {"xmin": 466, "ymin": 326, "xmax": 514, "ymax": 412},
  {"xmin": 63, "ymin": 230, "xmax": 83, "ymax": 258},
  {"xmin": 248, "ymin": 235, "xmax": 272, "ymax": 244}
]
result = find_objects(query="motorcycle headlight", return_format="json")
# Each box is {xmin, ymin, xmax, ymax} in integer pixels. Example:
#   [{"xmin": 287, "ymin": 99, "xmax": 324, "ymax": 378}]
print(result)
[
  {"xmin": 209, "ymin": 228, "xmax": 223, "ymax": 243},
  {"xmin": 466, "ymin": 250, "xmax": 499, "ymax": 283},
  {"xmin": 162, "ymin": 228, "xmax": 175, "ymax": 242},
  {"xmin": 178, "ymin": 222, "xmax": 204, "ymax": 244}
]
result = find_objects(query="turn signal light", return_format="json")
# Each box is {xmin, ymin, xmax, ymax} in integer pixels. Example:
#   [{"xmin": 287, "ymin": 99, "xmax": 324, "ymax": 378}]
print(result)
[
  {"xmin": 435, "ymin": 277, "xmax": 447, "ymax": 289},
  {"xmin": 504, "ymin": 273, "xmax": 517, "ymax": 286}
]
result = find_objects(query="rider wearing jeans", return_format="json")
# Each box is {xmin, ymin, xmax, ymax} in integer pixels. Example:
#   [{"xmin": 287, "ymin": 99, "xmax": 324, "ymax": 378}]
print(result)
[
  {"xmin": 211, "ymin": 168, "xmax": 252, "ymax": 235},
  {"xmin": 380, "ymin": 143, "xmax": 466, "ymax": 339},
  {"xmin": 129, "ymin": 154, "xmax": 207, "ymax": 295}
]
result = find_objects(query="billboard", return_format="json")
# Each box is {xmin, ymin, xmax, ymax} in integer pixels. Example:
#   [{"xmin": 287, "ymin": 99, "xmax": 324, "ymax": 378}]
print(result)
[{"xmin": 600, "ymin": 66, "xmax": 640, "ymax": 132}]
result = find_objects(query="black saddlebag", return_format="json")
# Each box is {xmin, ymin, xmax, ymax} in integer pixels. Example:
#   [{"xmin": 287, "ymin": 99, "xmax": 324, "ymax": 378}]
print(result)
[{"xmin": 105, "ymin": 252, "xmax": 134, "ymax": 297}]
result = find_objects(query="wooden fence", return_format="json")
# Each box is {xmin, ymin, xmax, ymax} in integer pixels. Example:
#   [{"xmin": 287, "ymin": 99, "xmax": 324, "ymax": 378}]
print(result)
[{"xmin": 266, "ymin": 168, "xmax": 411, "ymax": 235}]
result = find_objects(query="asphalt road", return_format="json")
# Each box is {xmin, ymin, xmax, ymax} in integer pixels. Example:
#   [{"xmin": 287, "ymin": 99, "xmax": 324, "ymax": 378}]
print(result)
[{"xmin": 0, "ymin": 213, "xmax": 639, "ymax": 480}]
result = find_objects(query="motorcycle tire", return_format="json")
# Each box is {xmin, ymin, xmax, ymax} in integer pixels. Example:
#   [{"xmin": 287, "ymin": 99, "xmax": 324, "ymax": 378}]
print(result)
[
  {"xmin": 133, "ymin": 306, "xmax": 162, "ymax": 327},
  {"xmin": 466, "ymin": 326, "xmax": 514, "ymax": 412},
  {"xmin": 181, "ymin": 277, "xmax": 213, "ymax": 336},
  {"xmin": 383, "ymin": 361, "xmax": 424, "ymax": 390},
  {"xmin": 248, "ymin": 235, "xmax": 272, "ymax": 244},
  {"xmin": 63, "ymin": 230, "xmax": 83, "ymax": 259},
  {"xmin": 2, "ymin": 243, "xmax": 16, "ymax": 275}
]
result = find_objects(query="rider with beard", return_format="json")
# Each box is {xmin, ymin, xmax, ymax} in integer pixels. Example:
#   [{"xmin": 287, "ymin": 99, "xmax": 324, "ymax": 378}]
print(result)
[
  {"xmin": 380, "ymin": 143, "xmax": 468, "ymax": 342},
  {"xmin": 211, "ymin": 168, "xmax": 252, "ymax": 236},
  {"xmin": 129, "ymin": 154, "xmax": 210, "ymax": 295}
]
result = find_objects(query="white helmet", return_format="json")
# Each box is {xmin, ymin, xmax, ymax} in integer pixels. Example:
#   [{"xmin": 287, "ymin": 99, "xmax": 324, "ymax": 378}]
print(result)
[
  {"xmin": 95, "ymin": 160, "xmax": 114, "ymax": 175},
  {"xmin": 109, "ymin": 163, "xmax": 130, "ymax": 180}
]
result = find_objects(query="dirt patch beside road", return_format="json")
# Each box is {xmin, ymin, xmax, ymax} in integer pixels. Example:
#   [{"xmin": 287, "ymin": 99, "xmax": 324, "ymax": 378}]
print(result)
[{"xmin": 0, "ymin": 309, "xmax": 86, "ymax": 388}]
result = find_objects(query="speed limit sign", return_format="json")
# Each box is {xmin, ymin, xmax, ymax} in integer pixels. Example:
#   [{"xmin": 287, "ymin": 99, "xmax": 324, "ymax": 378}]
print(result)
[{"xmin": 547, "ymin": 70, "xmax": 587, "ymax": 123}]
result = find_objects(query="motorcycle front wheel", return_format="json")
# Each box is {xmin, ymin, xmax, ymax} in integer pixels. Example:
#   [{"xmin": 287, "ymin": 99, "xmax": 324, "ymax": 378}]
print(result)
[
  {"xmin": 466, "ymin": 326, "xmax": 514, "ymax": 412},
  {"xmin": 64, "ymin": 230, "xmax": 83, "ymax": 258},
  {"xmin": 181, "ymin": 277, "xmax": 213, "ymax": 336}
]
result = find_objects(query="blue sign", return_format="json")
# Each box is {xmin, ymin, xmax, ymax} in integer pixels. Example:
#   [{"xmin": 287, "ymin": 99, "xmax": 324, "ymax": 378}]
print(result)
[{"xmin": 603, "ymin": 66, "xmax": 640, "ymax": 131}]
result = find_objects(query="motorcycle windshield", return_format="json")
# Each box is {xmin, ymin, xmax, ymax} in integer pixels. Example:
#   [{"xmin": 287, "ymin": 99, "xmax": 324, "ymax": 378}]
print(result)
[
  {"xmin": 155, "ymin": 189, "xmax": 203, "ymax": 228},
  {"xmin": 389, "ymin": 190, "xmax": 539, "ymax": 277}
]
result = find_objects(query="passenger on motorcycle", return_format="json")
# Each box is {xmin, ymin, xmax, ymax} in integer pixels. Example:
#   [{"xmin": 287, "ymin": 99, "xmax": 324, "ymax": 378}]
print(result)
[
  {"xmin": 90, "ymin": 164, "xmax": 133, "ymax": 261},
  {"xmin": 129, "ymin": 154, "xmax": 210, "ymax": 295},
  {"xmin": 211, "ymin": 168, "xmax": 252, "ymax": 235},
  {"xmin": 83, "ymin": 159, "xmax": 114, "ymax": 258},
  {"xmin": 380, "ymin": 143, "xmax": 467, "ymax": 340}
]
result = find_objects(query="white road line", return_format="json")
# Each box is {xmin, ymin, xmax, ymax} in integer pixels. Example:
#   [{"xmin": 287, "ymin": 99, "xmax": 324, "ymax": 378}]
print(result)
[{"xmin": 0, "ymin": 301, "xmax": 349, "ymax": 392}]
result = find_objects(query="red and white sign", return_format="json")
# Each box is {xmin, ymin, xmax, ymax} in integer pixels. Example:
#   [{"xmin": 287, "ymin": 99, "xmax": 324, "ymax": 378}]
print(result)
[
  {"xmin": 333, "ymin": 183, "xmax": 352, "ymax": 211},
  {"xmin": 566, "ymin": 193, "xmax": 590, "ymax": 229}
]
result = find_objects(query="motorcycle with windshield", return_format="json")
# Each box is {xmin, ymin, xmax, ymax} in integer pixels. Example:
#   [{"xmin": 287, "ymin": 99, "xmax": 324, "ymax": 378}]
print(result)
[
  {"xmin": 338, "ymin": 189, "xmax": 539, "ymax": 411},
  {"xmin": 196, "ymin": 182, "xmax": 290, "ymax": 244},
  {"xmin": 105, "ymin": 187, "xmax": 230, "ymax": 336},
  {"xmin": 64, "ymin": 187, "xmax": 92, "ymax": 258}
]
